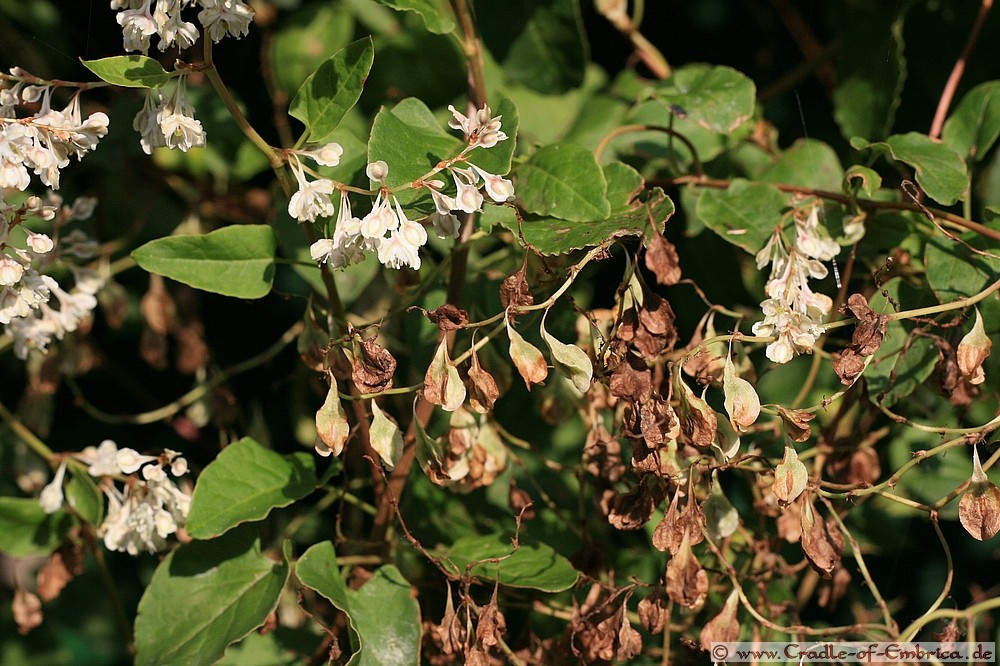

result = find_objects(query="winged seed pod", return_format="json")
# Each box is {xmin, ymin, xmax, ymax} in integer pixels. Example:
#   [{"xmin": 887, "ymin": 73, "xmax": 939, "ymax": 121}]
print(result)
[
  {"xmin": 369, "ymin": 401, "xmax": 403, "ymax": 468},
  {"xmin": 540, "ymin": 310, "xmax": 593, "ymax": 392},
  {"xmin": 772, "ymin": 446, "xmax": 808, "ymax": 506},
  {"xmin": 959, "ymin": 445, "xmax": 1000, "ymax": 541},
  {"xmin": 505, "ymin": 309, "xmax": 548, "ymax": 389},
  {"xmin": 699, "ymin": 588, "xmax": 740, "ymax": 651},
  {"xmin": 674, "ymin": 370, "xmax": 717, "ymax": 447},
  {"xmin": 723, "ymin": 354, "xmax": 760, "ymax": 431},
  {"xmin": 423, "ymin": 337, "xmax": 466, "ymax": 412},
  {"xmin": 467, "ymin": 346, "xmax": 499, "ymax": 414},
  {"xmin": 957, "ymin": 308, "xmax": 991, "ymax": 385},
  {"xmin": 314, "ymin": 377, "xmax": 349, "ymax": 457}
]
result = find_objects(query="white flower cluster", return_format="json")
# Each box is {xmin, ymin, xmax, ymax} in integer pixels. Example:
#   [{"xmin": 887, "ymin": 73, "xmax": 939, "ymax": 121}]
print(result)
[
  {"xmin": 133, "ymin": 76, "xmax": 205, "ymax": 154},
  {"xmin": 1, "ymin": 72, "xmax": 109, "ymax": 191},
  {"xmin": 297, "ymin": 104, "xmax": 514, "ymax": 272},
  {"xmin": 39, "ymin": 440, "xmax": 191, "ymax": 556},
  {"xmin": 751, "ymin": 202, "xmax": 840, "ymax": 364},
  {"xmin": 112, "ymin": 0, "xmax": 253, "ymax": 54},
  {"xmin": 0, "ymin": 73, "xmax": 107, "ymax": 358}
]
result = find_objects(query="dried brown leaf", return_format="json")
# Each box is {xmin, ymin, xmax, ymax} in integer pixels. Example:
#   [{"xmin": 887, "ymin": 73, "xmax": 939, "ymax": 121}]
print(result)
[
  {"xmin": 833, "ymin": 349, "xmax": 867, "ymax": 385},
  {"xmin": 637, "ymin": 588, "xmax": 668, "ymax": 634},
  {"xmin": 13, "ymin": 589, "xmax": 43, "ymax": 635},
  {"xmin": 665, "ymin": 528, "xmax": 708, "ymax": 609},
  {"xmin": 500, "ymin": 264, "xmax": 534, "ymax": 310},
  {"xmin": 35, "ymin": 545, "xmax": 83, "ymax": 602},
  {"xmin": 645, "ymin": 232, "xmax": 681, "ymax": 286},
  {"xmin": 699, "ymin": 588, "xmax": 740, "ymax": 650},
  {"xmin": 426, "ymin": 304, "xmax": 469, "ymax": 331},
  {"xmin": 800, "ymin": 499, "xmax": 844, "ymax": 576},
  {"xmin": 467, "ymin": 350, "xmax": 499, "ymax": 414},
  {"xmin": 351, "ymin": 337, "xmax": 396, "ymax": 394},
  {"xmin": 777, "ymin": 406, "xmax": 815, "ymax": 442}
]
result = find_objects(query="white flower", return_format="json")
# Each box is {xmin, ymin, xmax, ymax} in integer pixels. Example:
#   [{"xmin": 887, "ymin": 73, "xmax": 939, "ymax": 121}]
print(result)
[
  {"xmin": 117, "ymin": 0, "xmax": 158, "ymax": 53},
  {"xmin": 159, "ymin": 111, "xmax": 204, "ymax": 152},
  {"xmin": 25, "ymin": 232, "xmax": 53, "ymax": 254},
  {"xmin": 156, "ymin": 78, "xmax": 204, "ymax": 152},
  {"xmin": 298, "ymin": 143, "xmax": 343, "ymax": 167},
  {"xmin": 469, "ymin": 163, "xmax": 514, "ymax": 202},
  {"xmin": 134, "ymin": 89, "xmax": 166, "ymax": 155},
  {"xmin": 287, "ymin": 156, "xmax": 336, "ymax": 222},
  {"xmin": 450, "ymin": 167, "xmax": 483, "ymax": 213},
  {"xmin": 448, "ymin": 104, "xmax": 507, "ymax": 149},
  {"xmin": 77, "ymin": 439, "xmax": 120, "ymax": 477},
  {"xmin": 38, "ymin": 460, "xmax": 67, "ymax": 514},
  {"xmin": 366, "ymin": 160, "xmax": 389, "ymax": 181},
  {"xmin": 116, "ymin": 447, "xmax": 158, "ymax": 474},
  {"xmin": 425, "ymin": 179, "xmax": 456, "ymax": 215},
  {"xmin": 0, "ymin": 255, "xmax": 25, "ymax": 286},
  {"xmin": 360, "ymin": 193, "xmax": 398, "ymax": 239},
  {"xmin": 198, "ymin": 0, "xmax": 254, "ymax": 42},
  {"xmin": 377, "ymin": 231, "xmax": 421, "ymax": 270}
]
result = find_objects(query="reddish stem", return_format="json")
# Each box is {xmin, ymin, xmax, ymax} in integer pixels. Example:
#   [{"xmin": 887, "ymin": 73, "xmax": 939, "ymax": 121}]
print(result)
[{"xmin": 929, "ymin": 0, "xmax": 993, "ymax": 141}]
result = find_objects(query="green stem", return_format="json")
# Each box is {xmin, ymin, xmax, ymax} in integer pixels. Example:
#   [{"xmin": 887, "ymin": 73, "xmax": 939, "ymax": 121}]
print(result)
[{"xmin": 0, "ymin": 400, "xmax": 54, "ymax": 461}]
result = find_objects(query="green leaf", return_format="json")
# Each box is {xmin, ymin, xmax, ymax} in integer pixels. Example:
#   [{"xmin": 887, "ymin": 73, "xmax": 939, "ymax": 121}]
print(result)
[
  {"xmin": 439, "ymin": 533, "xmax": 579, "ymax": 592},
  {"xmin": 540, "ymin": 310, "xmax": 592, "ymax": 392},
  {"xmin": 271, "ymin": 3, "xmax": 356, "ymax": 96},
  {"xmin": 759, "ymin": 138, "xmax": 843, "ymax": 191},
  {"xmin": 832, "ymin": 7, "xmax": 906, "ymax": 141},
  {"xmin": 852, "ymin": 133, "xmax": 968, "ymax": 206},
  {"xmin": 81, "ymin": 55, "xmax": 172, "ymax": 88},
  {"xmin": 924, "ymin": 236, "xmax": 1000, "ymax": 326},
  {"xmin": 652, "ymin": 64, "xmax": 756, "ymax": 134},
  {"xmin": 297, "ymin": 542, "xmax": 422, "ymax": 666},
  {"xmin": 374, "ymin": 0, "xmax": 454, "ymax": 34},
  {"xmin": 622, "ymin": 99, "xmax": 728, "ymax": 166},
  {"xmin": 844, "ymin": 165, "xmax": 882, "ymax": 199},
  {"xmin": 64, "ymin": 471, "xmax": 103, "ymax": 526},
  {"xmin": 515, "ymin": 142, "xmax": 610, "ymax": 221},
  {"xmin": 474, "ymin": 0, "xmax": 586, "ymax": 93},
  {"xmin": 133, "ymin": 525, "xmax": 289, "ymax": 666},
  {"xmin": 187, "ymin": 437, "xmax": 317, "ymax": 539},
  {"xmin": 696, "ymin": 179, "xmax": 788, "ymax": 254},
  {"xmin": 368, "ymin": 98, "xmax": 460, "ymax": 201},
  {"xmin": 0, "ymin": 497, "xmax": 71, "ymax": 557},
  {"xmin": 942, "ymin": 81, "xmax": 1000, "ymax": 162},
  {"xmin": 290, "ymin": 37, "xmax": 375, "ymax": 143},
  {"xmin": 603, "ymin": 161, "xmax": 644, "ymax": 215},
  {"xmin": 866, "ymin": 327, "xmax": 937, "ymax": 407},
  {"xmin": 503, "ymin": 188, "xmax": 673, "ymax": 256},
  {"xmin": 132, "ymin": 225, "xmax": 277, "ymax": 299}
]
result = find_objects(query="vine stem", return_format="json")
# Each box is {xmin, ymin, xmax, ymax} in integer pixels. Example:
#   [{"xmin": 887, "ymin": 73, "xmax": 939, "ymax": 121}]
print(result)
[
  {"xmin": 820, "ymin": 496, "xmax": 896, "ymax": 632},
  {"xmin": 928, "ymin": 0, "xmax": 994, "ymax": 141},
  {"xmin": 0, "ymin": 399, "xmax": 53, "ymax": 461},
  {"xmin": 371, "ymin": 0, "xmax": 489, "ymax": 541},
  {"xmin": 65, "ymin": 320, "xmax": 304, "ymax": 424},
  {"xmin": 665, "ymin": 176, "xmax": 1000, "ymax": 243},
  {"xmin": 899, "ymin": 596, "xmax": 1000, "ymax": 642}
]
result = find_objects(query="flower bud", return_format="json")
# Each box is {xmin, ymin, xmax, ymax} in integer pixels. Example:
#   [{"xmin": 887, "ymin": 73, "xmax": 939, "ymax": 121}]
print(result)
[{"xmin": 366, "ymin": 160, "xmax": 389, "ymax": 181}]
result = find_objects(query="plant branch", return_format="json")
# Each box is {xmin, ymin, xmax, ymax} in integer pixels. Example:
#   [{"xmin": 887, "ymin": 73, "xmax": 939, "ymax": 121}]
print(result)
[{"xmin": 929, "ymin": 0, "xmax": 993, "ymax": 140}]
